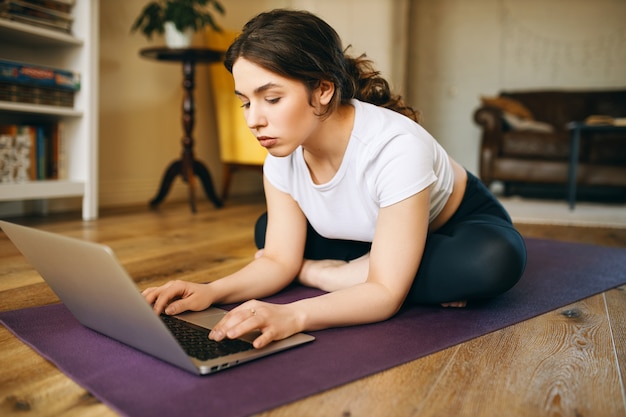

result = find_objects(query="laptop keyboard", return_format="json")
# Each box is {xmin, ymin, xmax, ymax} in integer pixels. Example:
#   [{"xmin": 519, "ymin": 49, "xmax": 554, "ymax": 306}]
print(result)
[{"xmin": 161, "ymin": 314, "xmax": 254, "ymax": 361}]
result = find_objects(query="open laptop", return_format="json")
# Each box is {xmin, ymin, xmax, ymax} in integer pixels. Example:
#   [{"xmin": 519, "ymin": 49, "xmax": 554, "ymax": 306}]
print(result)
[{"xmin": 0, "ymin": 220, "xmax": 314, "ymax": 375}]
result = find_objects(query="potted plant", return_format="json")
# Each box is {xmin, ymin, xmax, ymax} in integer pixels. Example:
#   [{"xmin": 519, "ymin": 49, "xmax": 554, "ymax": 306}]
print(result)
[{"xmin": 131, "ymin": 0, "xmax": 225, "ymax": 48}]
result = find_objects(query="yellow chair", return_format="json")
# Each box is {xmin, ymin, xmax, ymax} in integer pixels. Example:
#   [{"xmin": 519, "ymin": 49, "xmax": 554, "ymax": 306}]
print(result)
[{"xmin": 206, "ymin": 29, "xmax": 266, "ymax": 200}]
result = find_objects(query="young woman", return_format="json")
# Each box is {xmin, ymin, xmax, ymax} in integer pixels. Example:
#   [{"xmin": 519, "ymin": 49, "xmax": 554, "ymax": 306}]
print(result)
[{"xmin": 143, "ymin": 9, "xmax": 527, "ymax": 349}]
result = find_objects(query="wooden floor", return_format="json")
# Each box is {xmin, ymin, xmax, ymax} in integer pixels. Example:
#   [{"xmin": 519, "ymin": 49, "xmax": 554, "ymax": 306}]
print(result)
[{"xmin": 1, "ymin": 196, "xmax": 625, "ymax": 417}]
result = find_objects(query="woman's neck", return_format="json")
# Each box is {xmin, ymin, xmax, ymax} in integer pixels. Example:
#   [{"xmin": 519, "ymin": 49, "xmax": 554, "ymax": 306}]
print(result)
[{"xmin": 302, "ymin": 103, "xmax": 355, "ymax": 184}]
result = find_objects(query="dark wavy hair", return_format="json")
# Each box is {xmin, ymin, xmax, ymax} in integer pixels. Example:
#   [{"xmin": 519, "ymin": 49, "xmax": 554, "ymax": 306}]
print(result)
[{"xmin": 224, "ymin": 9, "xmax": 420, "ymax": 122}]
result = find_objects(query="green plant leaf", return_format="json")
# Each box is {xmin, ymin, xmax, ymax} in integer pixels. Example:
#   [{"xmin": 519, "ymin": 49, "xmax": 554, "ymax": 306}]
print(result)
[{"xmin": 131, "ymin": 0, "xmax": 224, "ymax": 40}]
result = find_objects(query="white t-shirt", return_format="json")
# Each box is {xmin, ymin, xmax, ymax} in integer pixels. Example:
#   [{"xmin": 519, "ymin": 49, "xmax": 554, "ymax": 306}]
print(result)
[{"xmin": 263, "ymin": 99, "xmax": 454, "ymax": 242}]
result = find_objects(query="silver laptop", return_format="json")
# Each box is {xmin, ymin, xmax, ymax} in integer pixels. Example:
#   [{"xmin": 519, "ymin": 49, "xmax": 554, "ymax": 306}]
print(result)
[{"xmin": 0, "ymin": 220, "xmax": 314, "ymax": 375}]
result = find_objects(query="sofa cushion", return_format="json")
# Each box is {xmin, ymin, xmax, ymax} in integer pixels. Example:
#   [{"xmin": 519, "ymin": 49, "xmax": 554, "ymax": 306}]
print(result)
[
  {"xmin": 502, "ymin": 113, "xmax": 554, "ymax": 132},
  {"xmin": 480, "ymin": 96, "xmax": 534, "ymax": 120},
  {"xmin": 501, "ymin": 131, "xmax": 570, "ymax": 160}
]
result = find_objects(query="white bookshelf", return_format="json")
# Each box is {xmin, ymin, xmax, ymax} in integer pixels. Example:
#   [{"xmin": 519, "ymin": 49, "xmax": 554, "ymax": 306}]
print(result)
[{"xmin": 0, "ymin": 0, "xmax": 99, "ymax": 220}]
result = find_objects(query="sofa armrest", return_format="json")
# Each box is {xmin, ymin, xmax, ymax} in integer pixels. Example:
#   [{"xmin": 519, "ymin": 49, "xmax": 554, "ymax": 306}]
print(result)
[
  {"xmin": 474, "ymin": 106, "xmax": 505, "ymax": 132},
  {"xmin": 473, "ymin": 106, "xmax": 506, "ymax": 185}
]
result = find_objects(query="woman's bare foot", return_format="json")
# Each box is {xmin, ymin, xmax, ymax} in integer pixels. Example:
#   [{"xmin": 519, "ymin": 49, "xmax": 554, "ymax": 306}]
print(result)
[
  {"xmin": 441, "ymin": 301, "xmax": 467, "ymax": 308},
  {"xmin": 260, "ymin": 249, "xmax": 466, "ymax": 307},
  {"xmin": 298, "ymin": 254, "xmax": 370, "ymax": 292}
]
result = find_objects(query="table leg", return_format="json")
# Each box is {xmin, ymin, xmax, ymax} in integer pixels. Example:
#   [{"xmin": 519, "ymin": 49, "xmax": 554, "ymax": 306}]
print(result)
[
  {"xmin": 193, "ymin": 160, "xmax": 223, "ymax": 208},
  {"xmin": 181, "ymin": 60, "xmax": 198, "ymax": 212},
  {"xmin": 181, "ymin": 145, "xmax": 197, "ymax": 213},
  {"xmin": 149, "ymin": 160, "xmax": 182, "ymax": 209},
  {"xmin": 149, "ymin": 157, "xmax": 222, "ymax": 210},
  {"xmin": 567, "ymin": 127, "xmax": 581, "ymax": 210},
  {"xmin": 149, "ymin": 58, "xmax": 222, "ymax": 211}
]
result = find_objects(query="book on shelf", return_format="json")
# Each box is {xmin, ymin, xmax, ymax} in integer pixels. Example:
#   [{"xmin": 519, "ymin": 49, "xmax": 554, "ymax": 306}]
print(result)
[
  {"xmin": 0, "ymin": 59, "xmax": 80, "ymax": 92},
  {"xmin": 0, "ymin": 59, "xmax": 79, "ymax": 107},
  {"xmin": 0, "ymin": 122, "xmax": 64, "ymax": 183},
  {"xmin": 22, "ymin": 0, "xmax": 75, "ymax": 14},
  {"xmin": 0, "ymin": 127, "xmax": 31, "ymax": 182},
  {"xmin": 0, "ymin": 0, "xmax": 75, "ymax": 33},
  {"xmin": 0, "ymin": 81, "xmax": 75, "ymax": 107}
]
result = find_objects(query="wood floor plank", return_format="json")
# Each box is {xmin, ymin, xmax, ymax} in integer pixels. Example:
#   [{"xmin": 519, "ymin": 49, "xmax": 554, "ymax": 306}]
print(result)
[
  {"xmin": 413, "ymin": 295, "xmax": 625, "ymax": 417},
  {"xmin": 0, "ymin": 282, "xmax": 58, "ymax": 312},
  {"xmin": 256, "ymin": 347, "xmax": 461, "ymax": 417},
  {"xmin": 606, "ymin": 285, "xmax": 626, "ymax": 411}
]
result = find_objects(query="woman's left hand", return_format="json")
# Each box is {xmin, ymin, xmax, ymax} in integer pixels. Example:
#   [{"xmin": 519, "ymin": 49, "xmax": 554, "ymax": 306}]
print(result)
[{"xmin": 209, "ymin": 301, "xmax": 305, "ymax": 349}]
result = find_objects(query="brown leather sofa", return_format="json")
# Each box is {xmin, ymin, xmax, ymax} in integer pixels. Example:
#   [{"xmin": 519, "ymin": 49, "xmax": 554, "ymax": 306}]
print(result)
[{"xmin": 473, "ymin": 89, "xmax": 626, "ymax": 198}]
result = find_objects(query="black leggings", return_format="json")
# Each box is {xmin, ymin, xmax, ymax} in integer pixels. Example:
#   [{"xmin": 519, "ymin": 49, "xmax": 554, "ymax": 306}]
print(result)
[{"xmin": 254, "ymin": 171, "xmax": 527, "ymax": 305}]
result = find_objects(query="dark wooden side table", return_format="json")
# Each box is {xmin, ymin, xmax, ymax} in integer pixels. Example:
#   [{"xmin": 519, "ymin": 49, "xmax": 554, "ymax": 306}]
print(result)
[
  {"xmin": 140, "ymin": 47, "xmax": 224, "ymax": 212},
  {"xmin": 566, "ymin": 121, "xmax": 626, "ymax": 210}
]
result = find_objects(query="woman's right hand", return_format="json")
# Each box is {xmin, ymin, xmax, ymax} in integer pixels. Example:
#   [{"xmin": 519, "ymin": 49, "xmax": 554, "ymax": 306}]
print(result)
[{"xmin": 142, "ymin": 280, "xmax": 213, "ymax": 315}]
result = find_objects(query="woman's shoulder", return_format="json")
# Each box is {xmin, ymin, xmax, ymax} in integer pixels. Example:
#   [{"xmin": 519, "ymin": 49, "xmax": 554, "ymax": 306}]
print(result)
[
  {"xmin": 352, "ymin": 99, "xmax": 433, "ymax": 148},
  {"xmin": 354, "ymin": 100, "xmax": 423, "ymax": 132},
  {"xmin": 264, "ymin": 150, "xmax": 307, "ymax": 196}
]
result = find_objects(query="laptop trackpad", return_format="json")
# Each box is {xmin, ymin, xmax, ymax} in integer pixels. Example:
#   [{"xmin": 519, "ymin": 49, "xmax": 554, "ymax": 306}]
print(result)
[
  {"xmin": 176, "ymin": 308, "xmax": 227, "ymax": 328},
  {"xmin": 175, "ymin": 308, "xmax": 261, "ymax": 342}
]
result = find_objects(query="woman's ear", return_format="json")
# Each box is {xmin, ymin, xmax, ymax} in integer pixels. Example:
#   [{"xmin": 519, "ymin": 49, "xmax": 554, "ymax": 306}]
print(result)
[{"xmin": 317, "ymin": 80, "xmax": 335, "ymax": 106}]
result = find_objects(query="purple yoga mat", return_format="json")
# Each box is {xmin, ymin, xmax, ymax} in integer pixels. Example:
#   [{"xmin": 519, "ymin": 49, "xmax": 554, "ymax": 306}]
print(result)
[{"xmin": 2, "ymin": 237, "xmax": 626, "ymax": 417}]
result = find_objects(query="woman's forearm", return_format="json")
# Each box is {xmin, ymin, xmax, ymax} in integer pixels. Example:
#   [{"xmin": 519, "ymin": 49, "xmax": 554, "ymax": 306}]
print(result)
[
  {"xmin": 208, "ymin": 256, "xmax": 298, "ymax": 305},
  {"xmin": 291, "ymin": 281, "xmax": 403, "ymax": 331}
]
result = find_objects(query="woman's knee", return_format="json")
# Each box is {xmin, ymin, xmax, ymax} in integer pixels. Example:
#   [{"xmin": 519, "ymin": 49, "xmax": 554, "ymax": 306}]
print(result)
[
  {"xmin": 407, "ymin": 222, "xmax": 527, "ymax": 304},
  {"xmin": 472, "ymin": 227, "xmax": 527, "ymax": 298}
]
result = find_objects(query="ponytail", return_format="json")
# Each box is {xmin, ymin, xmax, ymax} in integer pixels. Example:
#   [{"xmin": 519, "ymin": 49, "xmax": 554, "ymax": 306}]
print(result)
[{"xmin": 344, "ymin": 52, "xmax": 420, "ymax": 123}]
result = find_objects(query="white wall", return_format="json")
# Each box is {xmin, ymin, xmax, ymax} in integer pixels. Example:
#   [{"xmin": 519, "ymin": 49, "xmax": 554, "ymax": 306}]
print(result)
[{"xmin": 409, "ymin": 0, "xmax": 626, "ymax": 174}]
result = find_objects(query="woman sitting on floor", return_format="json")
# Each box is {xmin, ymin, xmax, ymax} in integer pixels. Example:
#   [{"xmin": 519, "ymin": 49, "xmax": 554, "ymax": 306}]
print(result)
[{"xmin": 143, "ymin": 9, "xmax": 527, "ymax": 349}]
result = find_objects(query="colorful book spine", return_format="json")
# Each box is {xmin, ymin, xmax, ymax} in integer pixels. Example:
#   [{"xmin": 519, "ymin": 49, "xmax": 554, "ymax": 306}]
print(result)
[
  {"xmin": 0, "ymin": 123, "xmax": 64, "ymax": 182},
  {"xmin": 35, "ymin": 125, "xmax": 46, "ymax": 179},
  {"xmin": 0, "ymin": 125, "xmax": 32, "ymax": 183}
]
